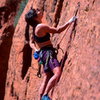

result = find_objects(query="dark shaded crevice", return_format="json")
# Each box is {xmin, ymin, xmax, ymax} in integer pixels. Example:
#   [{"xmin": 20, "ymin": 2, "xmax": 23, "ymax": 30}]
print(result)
[
  {"xmin": 54, "ymin": 0, "xmax": 64, "ymax": 27},
  {"xmin": 0, "ymin": 4, "xmax": 18, "ymax": 28},
  {"xmin": 60, "ymin": 51, "xmax": 68, "ymax": 69},
  {"xmin": 24, "ymin": 76, "xmax": 30, "ymax": 98},
  {"xmin": 10, "ymin": 70, "xmax": 16, "ymax": 97},
  {"xmin": 92, "ymin": 0, "xmax": 96, "ymax": 5},
  {"xmin": 0, "ymin": 6, "xmax": 7, "ymax": 29},
  {"xmin": 4, "ymin": 0, "xmax": 21, "ymax": 23},
  {"xmin": 10, "ymin": 81, "xmax": 19, "ymax": 100},
  {"xmin": 5, "ymin": 0, "xmax": 21, "ymax": 12},
  {"xmin": 3, "ymin": 8, "xmax": 11, "ymax": 23},
  {"xmin": 21, "ymin": 44, "xmax": 32, "ymax": 79},
  {"xmin": 11, "ymin": 81, "xmax": 14, "ymax": 96},
  {"xmin": 21, "ymin": 19, "xmax": 32, "ymax": 79},
  {"xmin": 0, "ymin": 6, "xmax": 10, "ymax": 25},
  {"xmin": 21, "ymin": 45, "xmax": 32, "ymax": 98},
  {"xmin": 0, "ymin": 25, "xmax": 15, "ymax": 100},
  {"xmin": 0, "ymin": 7, "xmax": 7, "ymax": 12}
]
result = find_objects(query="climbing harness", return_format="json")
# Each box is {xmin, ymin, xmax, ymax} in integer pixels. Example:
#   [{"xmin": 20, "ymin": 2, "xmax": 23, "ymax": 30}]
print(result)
[
  {"xmin": 38, "ymin": 47, "xmax": 58, "ymax": 71},
  {"xmin": 36, "ymin": 46, "xmax": 58, "ymax": 77}
]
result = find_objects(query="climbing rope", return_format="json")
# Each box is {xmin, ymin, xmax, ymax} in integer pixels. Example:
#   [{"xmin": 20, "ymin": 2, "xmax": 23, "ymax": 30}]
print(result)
[
  {"xmin": 60, "ymin": 2, "xmax": 80, "ymax": 69},
  {"xmin": 56, "ymin": 2, "xmax": 80, "ymax": 50}
]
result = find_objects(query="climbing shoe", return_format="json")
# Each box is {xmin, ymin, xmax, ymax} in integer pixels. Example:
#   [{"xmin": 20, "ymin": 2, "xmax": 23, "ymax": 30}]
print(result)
[{"xmin": 41, "ymin": 94, "xmax": 51, "ymax": 100}]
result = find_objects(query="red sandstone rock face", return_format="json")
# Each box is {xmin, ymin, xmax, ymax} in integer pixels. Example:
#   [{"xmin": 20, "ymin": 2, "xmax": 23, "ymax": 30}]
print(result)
[
  {"xmin": 0, "ymin": 0, "xmax": 21, "ymax": 100},
  {"xmin": 0, "ymin": 0, "xmax": 100, "ymax": 100}
]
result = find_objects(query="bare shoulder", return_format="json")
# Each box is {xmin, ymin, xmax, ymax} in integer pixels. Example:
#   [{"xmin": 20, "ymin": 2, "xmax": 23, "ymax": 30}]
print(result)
[
  {"xmin": 35, "ymin": 24, "xmax": 49, "ymax": 33},
  {"xmin": 36, "ymin": 23, "xmax": 58, "ymax": 34},
  {"xmin": 36, "ymin": 23, "xmax": 49, "ymax": 29}
]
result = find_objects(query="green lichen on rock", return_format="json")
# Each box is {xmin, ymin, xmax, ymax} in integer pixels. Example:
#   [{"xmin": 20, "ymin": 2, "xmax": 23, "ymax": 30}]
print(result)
[{"xmin": 14, "ymin": 0, "xmax": 28, "ymax": 26}]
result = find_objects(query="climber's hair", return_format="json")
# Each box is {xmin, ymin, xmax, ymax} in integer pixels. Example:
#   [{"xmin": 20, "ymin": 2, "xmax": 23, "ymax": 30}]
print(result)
[
  {"xmin": 25, "ymin": 8, "xmax": 39, "ymax": 42},
  {"xmin": 25, "ymin": 8, "xmax": 38, "ymax": 26}
]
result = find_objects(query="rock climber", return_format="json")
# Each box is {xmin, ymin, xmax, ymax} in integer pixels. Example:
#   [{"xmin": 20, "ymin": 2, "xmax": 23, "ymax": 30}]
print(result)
[{"xmin": 25, "ymin": 8, "xmax": 77, "ymax": 100}]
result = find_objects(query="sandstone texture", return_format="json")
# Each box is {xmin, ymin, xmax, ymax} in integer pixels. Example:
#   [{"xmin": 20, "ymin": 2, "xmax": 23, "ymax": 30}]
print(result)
[
  {"xmin": 0, "ymin": 0, "xmax": 100, "ymax": 100},
  {"xmin": 0, "ymin": 0, "xmax": 21, "ymax": 100}
]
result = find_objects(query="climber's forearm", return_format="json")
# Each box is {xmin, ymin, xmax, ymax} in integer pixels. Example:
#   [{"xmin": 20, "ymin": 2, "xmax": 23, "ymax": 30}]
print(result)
[
  {"xmin": 46, "ymin": 16, "xmax": 77, "ymax": 34},
  {"xmin": 57, "ymin": 16, "xmax": 77, "ymax": 33},
  {"xmin": 29, "ymin": 41, "xmax": 38, "ymax": 51},
  {"xmin": 57, "ymin": 22, "xmax": 71, "ymax": 33}
]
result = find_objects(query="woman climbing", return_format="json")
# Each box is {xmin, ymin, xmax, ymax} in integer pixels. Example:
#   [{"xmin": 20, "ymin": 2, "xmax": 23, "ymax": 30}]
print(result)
[{"xmin": 25, "ymin": 8, "xmax": 77, "ymax": 100}]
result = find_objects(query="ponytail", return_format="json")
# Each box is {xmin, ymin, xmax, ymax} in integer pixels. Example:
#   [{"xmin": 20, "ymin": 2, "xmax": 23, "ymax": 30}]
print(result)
[
  {"xmin": 25, "ymin": 23, "xmax": 30, "ymax": 42},
  {"xmin": 25, "ymin": 8, "xmax": 39, "ymax": 42}
]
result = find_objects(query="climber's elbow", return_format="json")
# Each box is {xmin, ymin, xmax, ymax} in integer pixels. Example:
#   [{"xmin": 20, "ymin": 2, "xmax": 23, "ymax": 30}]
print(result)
[{"xmin": 57, "ymin": 28, "xmax": 63, "ymax": 33}]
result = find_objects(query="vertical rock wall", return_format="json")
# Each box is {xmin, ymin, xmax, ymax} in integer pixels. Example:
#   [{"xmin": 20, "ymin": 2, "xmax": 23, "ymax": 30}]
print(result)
[
  {"xmin": 0, "ymin": 0, "xmax": 22, "ymax": 100},
  {"xmin": 0, "ymin": 0, "xmax": 99, "ymax": 100}
]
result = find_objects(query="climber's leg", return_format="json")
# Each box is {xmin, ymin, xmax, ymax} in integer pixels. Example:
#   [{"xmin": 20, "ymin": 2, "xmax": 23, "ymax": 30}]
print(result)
[
  {"xmin": 38, "ymin": 72, "xmax": 53, "ymax": 100},
  {"xmin": 44, "ymin": 66, "xmax": 62, "ymax": 95}
]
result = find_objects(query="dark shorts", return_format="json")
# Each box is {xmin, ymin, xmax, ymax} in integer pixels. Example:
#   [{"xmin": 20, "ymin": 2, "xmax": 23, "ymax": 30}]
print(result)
[{"xmin": 38, "ymin": 46, "xmax": 60, "ymax": 73}]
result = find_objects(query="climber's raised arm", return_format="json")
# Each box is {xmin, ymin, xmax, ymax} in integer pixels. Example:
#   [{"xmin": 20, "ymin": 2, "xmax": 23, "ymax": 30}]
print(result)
[{"xmin": 42, "ymin": 16, "xmax": 77, "ymax": 34}]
